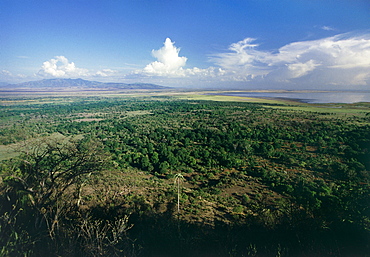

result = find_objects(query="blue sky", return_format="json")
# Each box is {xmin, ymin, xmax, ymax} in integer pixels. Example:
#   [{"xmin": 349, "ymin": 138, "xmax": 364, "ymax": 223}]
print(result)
[{"xmin": 1, "ymin": 0, "xmax": 370, "ymax": 89}]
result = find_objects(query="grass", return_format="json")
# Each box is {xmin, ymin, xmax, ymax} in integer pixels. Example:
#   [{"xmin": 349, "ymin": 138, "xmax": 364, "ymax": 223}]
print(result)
[
  {"xmin": 175, "ymin": 92, "xmax": 285, "ymax": 104},
  {"xmin": 262, "ymin": 104, "xmax": 370, "ymax": 115}
]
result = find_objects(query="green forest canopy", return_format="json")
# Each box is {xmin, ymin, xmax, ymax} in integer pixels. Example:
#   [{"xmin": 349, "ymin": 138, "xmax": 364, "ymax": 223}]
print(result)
[{"xmin": 0, "ymin": 95, "xmax": 369, "ymax": 256}]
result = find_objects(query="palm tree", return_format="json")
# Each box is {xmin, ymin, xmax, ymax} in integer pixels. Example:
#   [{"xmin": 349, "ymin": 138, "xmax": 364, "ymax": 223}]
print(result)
[{"xmin": 174, "ymin": 173, "xmax": 185, "ymax": 213}]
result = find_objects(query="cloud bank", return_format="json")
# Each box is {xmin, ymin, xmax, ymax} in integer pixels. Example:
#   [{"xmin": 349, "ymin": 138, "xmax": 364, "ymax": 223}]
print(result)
[
  {"xmin": 211, "ymin": 33, "xmax": 370, "ymax": 87},
  {"xmin": 135, "ymin": 33, "xmax": 370, "ymax": 88},
  {"xmin": 17, "ymin": 33, "xmax": 370, "ymax": 89}
]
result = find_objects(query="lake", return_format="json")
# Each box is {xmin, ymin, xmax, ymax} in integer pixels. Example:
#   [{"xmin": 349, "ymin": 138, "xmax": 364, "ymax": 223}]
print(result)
[{"xmin": 217, "ymin": 91, "xmax": 370, "ymax": 104}]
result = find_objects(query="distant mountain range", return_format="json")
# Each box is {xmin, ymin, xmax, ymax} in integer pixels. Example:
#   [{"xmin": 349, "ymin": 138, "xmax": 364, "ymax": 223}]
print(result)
[{"xmin": 0, "ymin": 78, "xmax": 167, "ymax": 90}]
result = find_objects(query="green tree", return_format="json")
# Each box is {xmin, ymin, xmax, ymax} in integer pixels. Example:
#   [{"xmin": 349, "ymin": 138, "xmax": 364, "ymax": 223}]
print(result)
[
  {"xmin": 2, "ymin": 137, "xmax": 110, "ymax": 240},
  {"xmin": 159, "ymin": 161, "xmax": 170, "ymax": 174}
]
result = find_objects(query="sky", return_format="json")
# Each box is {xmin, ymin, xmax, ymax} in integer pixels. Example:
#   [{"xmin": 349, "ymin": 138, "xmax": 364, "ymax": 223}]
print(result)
[{"xmin": 1, "ymin": 0, "xmax": 370, "ymax": 89}]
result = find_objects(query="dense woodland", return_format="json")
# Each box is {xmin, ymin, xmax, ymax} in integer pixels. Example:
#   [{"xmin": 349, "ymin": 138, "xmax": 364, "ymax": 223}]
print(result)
[{"xmin": 0, "ymin": 95, "xmax": 369, "ymax": 256}]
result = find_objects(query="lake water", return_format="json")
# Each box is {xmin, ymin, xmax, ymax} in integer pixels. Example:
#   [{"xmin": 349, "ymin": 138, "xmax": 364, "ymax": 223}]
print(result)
[{"xmin": 219, "ymin": 91, "xmax": 370, "ymax": 104}]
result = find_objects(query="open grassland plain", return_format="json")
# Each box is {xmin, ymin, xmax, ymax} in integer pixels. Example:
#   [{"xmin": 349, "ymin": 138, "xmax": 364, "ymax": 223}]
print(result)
[{"xmin": 0, "ymin": 90, "xmax": 369, "ymax": 256}]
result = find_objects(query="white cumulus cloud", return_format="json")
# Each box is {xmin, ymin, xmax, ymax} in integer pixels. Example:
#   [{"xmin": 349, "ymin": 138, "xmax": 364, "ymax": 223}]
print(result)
[
  {"xmin": 37, "ymin": 56, "xmax": 118, "ymax": 79},
  {"xmin": 143, "ymin": 38, "xmax": 188, "ymax": 76},
  {"xmin": 38, "ymin": 56, "xmax": 89, "ymax": 77},
  {"xmin": 139, "ymin": 38, "xmax": 226, "ymax": 80}
]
